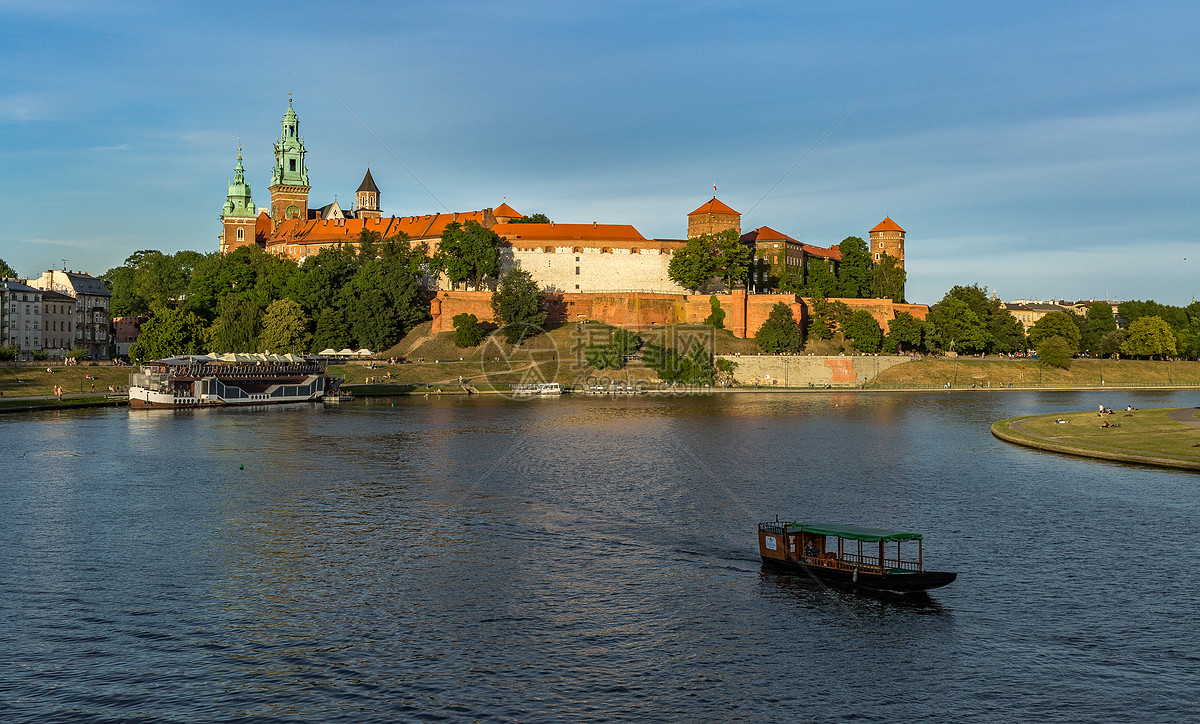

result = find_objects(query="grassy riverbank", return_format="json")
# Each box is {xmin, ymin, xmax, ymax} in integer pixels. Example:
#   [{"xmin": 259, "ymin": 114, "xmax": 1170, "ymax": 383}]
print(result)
[
  {"xmin": 0, "ymin": 365, "xmax": 131, "ymax": 398},
  {"xmin": 870, "ymin": 358, "xmax": 1200, "ymax": 389},
  {"xmin": 992, "ymin": 407, "xmax": 1200, "ymax": 470}
]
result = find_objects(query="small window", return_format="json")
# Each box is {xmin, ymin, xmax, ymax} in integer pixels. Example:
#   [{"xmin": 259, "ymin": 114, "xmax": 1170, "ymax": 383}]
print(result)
[
  {"xmin": 575, "ymin": 284, "xmax": 580, "ymax": 290},
  {"xmin": 236, "ymin": 228, "xmax": 245, "ymax": 241},
  {"xmin": 289, "ymin": 159, "xmax": 296, "ymax": 171},
  {"xmin": 575, "ymin": 267, "xmax": 580, "ymax": 275}
]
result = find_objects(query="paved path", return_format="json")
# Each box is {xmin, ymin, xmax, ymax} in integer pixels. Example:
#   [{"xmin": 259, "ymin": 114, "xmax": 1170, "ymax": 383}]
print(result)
[{"xmin": 1165, "ymin": 408, "xmax": 1200, "ymax": 427}]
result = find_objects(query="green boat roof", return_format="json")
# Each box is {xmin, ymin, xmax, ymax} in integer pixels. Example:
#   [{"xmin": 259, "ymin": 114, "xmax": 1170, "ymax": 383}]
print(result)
[{"xmin": 784, "ymin": 522, "xmax": 923, "ymax": 542}]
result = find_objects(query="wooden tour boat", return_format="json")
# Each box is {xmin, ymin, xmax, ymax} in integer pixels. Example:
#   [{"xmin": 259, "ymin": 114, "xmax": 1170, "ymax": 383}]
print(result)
[{"xmin": 758, "ymin": 519, "xmax": 957, "ymax": 593}]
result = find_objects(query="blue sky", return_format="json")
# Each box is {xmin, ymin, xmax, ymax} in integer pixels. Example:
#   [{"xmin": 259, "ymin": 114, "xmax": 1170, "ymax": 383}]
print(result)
[{"xmin": 1, "ymin": 0, "xmax": 1197, "ymax": 305}]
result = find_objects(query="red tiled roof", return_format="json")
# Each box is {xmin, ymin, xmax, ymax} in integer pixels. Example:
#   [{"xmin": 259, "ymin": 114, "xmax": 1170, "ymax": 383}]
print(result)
[
  {"xmin": 801, "ymin": 243, "xmax": 841, "ymax": 261},
  {"xmin": 493, "ymin": 202, "xmax": 521, "ymax": 218},
  {"xmin": 266, "ymin": 210, "xmax": 492, "ymax": 248},
  {"xmin": 740, "ymin": 226, "xmax": 798, "ymax": 244},
  {"xmin": 492, "ymin": 222, "xmax": 647, "ymax": 243},
  {"xmin": 688, "ymin": 197, "xmax": 739, "ymax": 216},
  {"xmin": 870, "ymin": 216, "xmax": 905, "ymax": 233}
]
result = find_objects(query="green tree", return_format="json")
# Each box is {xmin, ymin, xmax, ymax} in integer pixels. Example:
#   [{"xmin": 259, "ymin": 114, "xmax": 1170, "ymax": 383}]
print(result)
[
  {"xmin": 586, "ymin": 344, "xmax": 622, "ymax": 370},
  {"xmin": 432, "ymin": 220, "xmax": 501, "ymax": 290},
  {"xmin": 667, "ymin": 229, "xmax": 750, "ymax": 291},
  {"xmin": 845, "ymin": 310, "xmax": 883, "ymax": 352},
  {"xmin": 756, "ymin": 302, "xmax": 800, "ymax": 354},
  {"xmin": 936, "ymin": 284, "xmax": 1023, "ymax": 353},
  {"xmin": 1121, "ymin": 316, "xmax": 1177, "ymax": 359},
  {"xmin": 836, "ymin": 236, "xmax": 872, "ymax": 298},
  {"xmin": 800, "ymin": 259, "xmax": 840, "ymax": 297},
  {"xmin": 207, "ymin": 293, "xmax": 262, "ymax": 352},
  {"xmin": 805, "ymin": 292, "xmax": 845, "ymax": 340},
  {"xmin": 1080, "ymin": 303, "xmax": 1118, "ymax": 355},
  {"xmin": 1037, "ymin": 336, "xmax": 1072, "ymax": 369},
  {"xmin": 312, "ymin": 307, "xmax": 350, "ymax": 352},
  {"xmin": 259, "ymin": 299, "xmax": 312, "ymax": 354},
  {"xmin": 926, "ymin": 297, "xmax": 988, "ymax": 353},
  {"xmin": 452, "ymin": 313, "xmax": 485, "ymax": 348},
  {"xmin": 491, "ymin": 268, "xmax": 547, "ymax": 344},
  {"xmin": 1028, "ymin": 311, "xmax": 1081, "ymax": 354},
  {"xmin": 870, "ymin": 253, "xmax": 906, "ymax": 302},
  {"xmin": 704, "ymin": 295, "xmax": 726, "ymax": 328},
  {"xmin": 512, "ymin": 213, "xmax": 550, "ymax": 223},
  {"xmin": 887, "ymin": 311, "xmax": 925, "ymax": 353},
  {"xmin": 0, "ymin": 257, "xmax": 17, "ymax": 278},
  {"xmin": 1100, "ymin": 329, "xmax": 1128, "ymax": 358},
  {"xmin": 129, "ymin": 308, "xmax": 207, "ymax": 361},
  {"xmin": 667, "ymin": 237, "xmax": 719, "ymax": 291}
]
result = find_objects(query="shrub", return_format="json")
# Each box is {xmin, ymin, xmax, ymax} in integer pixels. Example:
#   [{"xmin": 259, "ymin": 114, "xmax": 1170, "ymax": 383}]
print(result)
[
  {"xmin": 452, "ymin": 313, "xmax": 484, "ymax": 348},
  {"xmin": 704, "ymin": 295, "xmax": 726, "ymax": 329}
]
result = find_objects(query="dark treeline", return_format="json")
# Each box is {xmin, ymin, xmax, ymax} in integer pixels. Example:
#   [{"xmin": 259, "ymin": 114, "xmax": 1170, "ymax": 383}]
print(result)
[
  {"xmin": 755, "ymin": 284, "xmax": 1200, "ymax": 364},
  {"xmin": 105, "ymin": 231, "xmax": 433, "ymax": 359}
]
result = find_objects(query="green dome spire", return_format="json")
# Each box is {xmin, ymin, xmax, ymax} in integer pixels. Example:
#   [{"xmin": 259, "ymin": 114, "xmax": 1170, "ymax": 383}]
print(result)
[
  {"xmin": 222, "ymin": 146, "xmax": 257, "ymax": 218},
  {"xmin": 271, "ymin": 95, "xmax": 309, "ymax": 187}
]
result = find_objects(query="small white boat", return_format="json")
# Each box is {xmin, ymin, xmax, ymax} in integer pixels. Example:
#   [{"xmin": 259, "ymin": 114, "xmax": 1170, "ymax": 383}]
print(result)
[{"xmin": 512, "ymin": 383, "xmax": 563, "ymax": 396}]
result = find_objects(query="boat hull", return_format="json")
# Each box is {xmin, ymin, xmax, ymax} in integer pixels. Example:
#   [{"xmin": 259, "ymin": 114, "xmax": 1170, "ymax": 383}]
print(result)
[{"xmin": 761, "ymin": 556, "xmax": 957, "ymax": 592}]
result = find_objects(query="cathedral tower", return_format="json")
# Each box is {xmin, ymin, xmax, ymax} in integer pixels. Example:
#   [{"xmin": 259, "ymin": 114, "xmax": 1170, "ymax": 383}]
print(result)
[
  {"xmin": 219, "ymin": 148, "xmax": 258, "ymax": 253},
  {"xmin": 356, "ymin": 168, "xmax": 381, "ymax": 219},
  {"xmin": 268, "ymin": 97, "xmax": 311, "ymax": 230},
  {"xmin": 869, "ymin": 217, "xmax": 905, "ymax": 269}
]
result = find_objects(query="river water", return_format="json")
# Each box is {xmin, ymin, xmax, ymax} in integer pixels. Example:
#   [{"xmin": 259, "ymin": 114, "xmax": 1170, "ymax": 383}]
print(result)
[{"xmin": 2, "ymin": 390, "xmax": 1198, "ymax": 722}]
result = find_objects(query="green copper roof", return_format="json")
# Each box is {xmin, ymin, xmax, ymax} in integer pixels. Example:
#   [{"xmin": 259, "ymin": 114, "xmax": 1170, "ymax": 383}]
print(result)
[
  {"xmin": 785, "ymin": 522, "xmax": 923, "ymax": 542},
  {"xmin": 222, "ymin": 149, "xmax": 257, "ymax": 218},
  {"xmin": 271, "ymin": 98, "xmax": 309, "ymax": 188}
]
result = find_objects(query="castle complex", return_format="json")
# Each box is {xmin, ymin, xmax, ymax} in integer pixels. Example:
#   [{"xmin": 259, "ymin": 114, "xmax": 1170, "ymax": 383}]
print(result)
[{"xmin": 220, "ymin": 100, "xmax": 905, "ymax": 301}]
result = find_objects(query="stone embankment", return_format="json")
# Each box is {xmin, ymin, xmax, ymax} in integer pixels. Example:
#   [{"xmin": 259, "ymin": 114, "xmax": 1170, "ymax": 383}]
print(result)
[{"xmin": 718, "ymin": 355, "xmax": 913, "ymax": 387}]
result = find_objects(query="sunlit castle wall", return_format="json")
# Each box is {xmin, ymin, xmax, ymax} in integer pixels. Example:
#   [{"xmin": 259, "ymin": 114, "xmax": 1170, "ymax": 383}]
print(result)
[{"xmin": 494, "ymin": 223, "xmax": 689, "ymax": 295}]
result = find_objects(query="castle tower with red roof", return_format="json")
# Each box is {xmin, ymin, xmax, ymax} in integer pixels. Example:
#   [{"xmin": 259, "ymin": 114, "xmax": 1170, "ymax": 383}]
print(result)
[
  {"xmin": 869, "ymin": 217, "xmax": 905, "ymax": 268},
  {"xmin": 355, "ymin": 168, "xmax": 381, "ymax": 219},
  {"xmin": 687, "ymin": 197, "xmax": 741, "ymax": 238}
]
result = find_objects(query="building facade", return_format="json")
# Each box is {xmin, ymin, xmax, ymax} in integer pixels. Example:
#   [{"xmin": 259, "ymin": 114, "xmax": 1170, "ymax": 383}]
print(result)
[
  {"xmin": 0, "ymin": 280, "xmax": 42, "ymax": 359},
  {"xmin": 40, "ymin": 289, "xmax": 75, "ymax": 356},
  {"xmin": 29, "ymin": 270, "xmax": 112, "ymax": 360}
]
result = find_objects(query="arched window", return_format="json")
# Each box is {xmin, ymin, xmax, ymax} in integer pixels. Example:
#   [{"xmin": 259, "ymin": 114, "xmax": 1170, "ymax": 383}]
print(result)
[
  {"xmin": 236, "ymin": 228, "xmax": 245, "ymax": 241},
  {"xmin": 630, "ymin": 248, "xmax": 639, "ymax": 254}
]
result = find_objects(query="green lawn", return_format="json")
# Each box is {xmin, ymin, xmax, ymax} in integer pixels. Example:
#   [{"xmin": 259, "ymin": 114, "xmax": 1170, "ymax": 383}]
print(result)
[{"xmin": 993, "ymin": 407, "xmax": 1200, "ymax": 469}]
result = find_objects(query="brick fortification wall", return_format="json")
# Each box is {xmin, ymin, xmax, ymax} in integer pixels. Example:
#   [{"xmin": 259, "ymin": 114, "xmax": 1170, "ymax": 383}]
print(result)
[{"xmin": 431, "ymin": 291, "xmax": 928, "ymax": 339}]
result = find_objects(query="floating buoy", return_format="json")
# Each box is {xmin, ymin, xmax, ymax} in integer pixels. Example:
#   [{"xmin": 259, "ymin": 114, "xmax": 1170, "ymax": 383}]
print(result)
[{"xmin": 239, "ymin": 464, "xmax": 244, "ymax": 470}]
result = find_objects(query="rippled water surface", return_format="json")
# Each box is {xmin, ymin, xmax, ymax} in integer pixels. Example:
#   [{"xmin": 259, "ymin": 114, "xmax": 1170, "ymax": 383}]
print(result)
[{"xmin": 2, "ymin": 391, "xmax": 1199, "ymax": 722}]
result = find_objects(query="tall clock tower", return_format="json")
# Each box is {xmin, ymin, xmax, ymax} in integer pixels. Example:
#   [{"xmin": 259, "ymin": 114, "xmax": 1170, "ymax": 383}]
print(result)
[{"xmin": 268, "ymin": 96, "xmax": 311, "ymax": 230}]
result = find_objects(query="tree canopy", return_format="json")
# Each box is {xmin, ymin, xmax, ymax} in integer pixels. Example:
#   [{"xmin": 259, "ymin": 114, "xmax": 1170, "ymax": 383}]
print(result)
[
  {"xmin": 1121, "ymin": 316, "xmax": 1177, "ymax": 359},
  {"xmin": 845, "ymin": 310, "xmax": 883, "ymax": 353},
  {"xmin": 756, "ymin": 302, "xmax": 800, "ymax": 354},
  {"xmin": 0, "ymin": 257, "xmax": 19, "ymax": 279},
  {"xmin": 886, "ymin": 312, "xmax": 925, "ymax": 353},
  {"xmin": 259, "ymin": 299, "xmax": 312, "ymax": 354},
  {"xmin": 667, "ymin": 229, "xmax": 750, "ymax": 292},
  {"xmin": 870, "ymin": 253, "xmax": 906, "ymax": 302},
  {"xmin": 1028, "ymin": 311, "xmax": 1081, "ymax": 354},
  {"xmin": 129, "ymin": 308, "xmax": 207, "ymax": 361},
  {"xmin": 432, "ymin": 220, "xmax": 501, "ymax": 290},
  {"xmin": 491, "ymin": 268, "xmax": 547, "ymax": 344},
  {"xmin": 926, "ymin": 285, "xmax": 1023, "ymax": 354},
  {"xmin": 836, "ymin": 236, "xmax": 872, "ymax": 298},
  {"xmin": 1080, "ymin": 303, "xmax": 1117, "ymax": 355}
]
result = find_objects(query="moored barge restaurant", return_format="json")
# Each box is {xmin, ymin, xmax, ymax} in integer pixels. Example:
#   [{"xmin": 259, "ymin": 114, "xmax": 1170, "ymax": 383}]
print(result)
[{"xmin": 128, "ymin": 353, "xmax": 338, "ymax": 408}]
